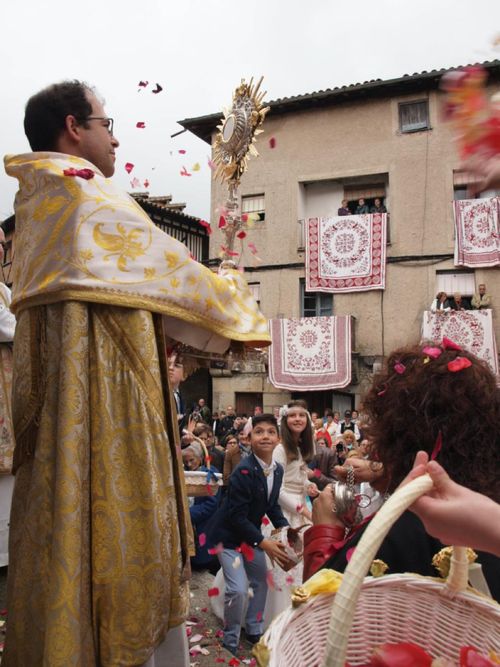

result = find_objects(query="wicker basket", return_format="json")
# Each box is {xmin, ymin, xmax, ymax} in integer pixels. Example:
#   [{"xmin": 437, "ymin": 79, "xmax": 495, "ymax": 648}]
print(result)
[
  {"xmin": 260, "ymin": 475, "xmax": 500, "ymax": 666},
  {"xmin": 184, "ymin": 437, "xmax": 223, "ymax": 497}
]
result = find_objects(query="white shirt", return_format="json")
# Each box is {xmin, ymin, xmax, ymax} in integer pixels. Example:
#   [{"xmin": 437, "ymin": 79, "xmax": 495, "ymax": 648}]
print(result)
[{"xmin": 254, "ymin": 454, "xmax": 277, "ymax": 498}]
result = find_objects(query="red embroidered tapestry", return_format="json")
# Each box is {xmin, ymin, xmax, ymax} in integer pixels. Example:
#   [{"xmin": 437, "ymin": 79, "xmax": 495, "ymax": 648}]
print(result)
[
  {"xmin": 268, "ymin": 316, "xmax": 351, "ymax": 391},
  {"xmin": 454, "ymin": 197, "xmax": 500, "ymax": 267},
  {"xmin": 306, "ymin": 214, "xmax": 386, "ymax": 292}
]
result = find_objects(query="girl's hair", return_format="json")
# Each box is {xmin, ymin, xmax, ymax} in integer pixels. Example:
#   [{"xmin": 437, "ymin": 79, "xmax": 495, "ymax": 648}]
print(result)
[
  {"xmin": 279, "ymin": 400, "xmax": 314, "ymax": 463},
  {"xmin": 363, "ymin": 342, "xmax": 500, "ymax": 499},
  {"xmin": 342, "ymin": 429, "xmax": 356, "ymax": 442}
]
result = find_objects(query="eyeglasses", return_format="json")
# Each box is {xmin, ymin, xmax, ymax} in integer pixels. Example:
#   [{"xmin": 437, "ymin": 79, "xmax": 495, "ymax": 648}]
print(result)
[{"xmin": 82, "ymin": 116, "xmax": 114, "ymax": 136}]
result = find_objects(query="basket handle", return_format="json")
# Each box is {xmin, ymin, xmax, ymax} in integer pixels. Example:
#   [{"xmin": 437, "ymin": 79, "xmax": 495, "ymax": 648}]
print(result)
[
  {"xmin": 190, "ymin": 435, "xmax": 211, "ymax": 468},
  {"xmin": 322, "ymin": 473, "xmax": 468, "ymax": 667}
]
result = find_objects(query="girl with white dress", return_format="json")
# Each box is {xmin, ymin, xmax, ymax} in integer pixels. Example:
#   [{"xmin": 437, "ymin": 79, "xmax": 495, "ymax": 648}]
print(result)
[{"xmin": 264, "ymin": 400, "xmax": 319, "ymax": 620}]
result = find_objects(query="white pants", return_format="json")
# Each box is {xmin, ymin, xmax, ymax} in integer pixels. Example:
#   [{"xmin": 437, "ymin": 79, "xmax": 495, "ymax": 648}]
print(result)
[{"xmin": 140, "ymin": 623, "xmax": 189, "ymax": 667}]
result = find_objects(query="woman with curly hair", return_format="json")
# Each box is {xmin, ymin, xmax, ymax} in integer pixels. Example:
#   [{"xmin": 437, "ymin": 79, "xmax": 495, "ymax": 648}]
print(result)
[{"xmin": 303, "ymin": 341, "xmax": 500, "ymax": 600}]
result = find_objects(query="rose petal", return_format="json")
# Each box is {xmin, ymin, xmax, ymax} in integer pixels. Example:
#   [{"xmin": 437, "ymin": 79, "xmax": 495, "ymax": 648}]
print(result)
[
  {"xmin": 138, "ymin": 80, "xmax": 149, "ymax": 88},
  {"xmin": 313, "ymin": 468, "xmax": 322, "ymax": 478},
  {"xmin": 208, "ymin": 542, "xmax": 224, "ymax": 555},
  {"xmin": 240, "ymin": 469, "xmax": 249, "ymax": 475},
  {"xmin": 422, "ymin": 346, "xmax": 442, "ymax": 359},
  {"xmin": 198, "ymin": 533, "xmax": 206, "ymax": 547},
  {"xmin": 236, "ymin": 231, "xmax": 246, "ymax": 239},
  {"xmin": 256, "ymin": 611, "xmax": 263, "ymax": 621},
  {"xmin": 266, "ymin": 570, "xmax": 276, "ymax": 590},
  {"xmin": 442, "ymin": 337, "xmax": 461, "ymax": 351},
  {"xmin": 178, "ymin": 149, "xmax": 187, "ymax": 154},
  {"xmin": 346, "ymin": 547, "xmax": 356, "ymax": 562},
  {"xmin": 447, "ymin": 356, "xmax": 472, "ymax": 372},
  {"xmin": 136, "ymin": 121, "xmax": 146, "ymax": 128},
  {"xmin": 207, "ymin": 157, "xmax": 216, "ymax": 171},
  {"xmin": 285, "ymin": 575, "xmax": 294, "ymax": 585},
  {"xmin": 143, "ymin": 179, "xmax": 150, "ymax": 188},
  {"xmin": 125, "ymin": 162, "xmax": 134, "ymax": 174},
  {"xmin": 208, "ymin": 587, "xmax": 220, "ymax": 597},
  {"xmin": 261, "ymin": 516, "xmax": 270, "ymax": 526},
  {"xmin": 180, "ymin": 166, "xmax": 192, "ymax": 177},
  {"xmin": 152, "ymin": 83, "xmax": 163, "ymax": 94},
  {"xmin": 239, "ymin": 543, "xmax": 255, "ymax": 561},
  {"xmin": 199, "ymin": 220, "xmax": 212, "ymax": 235},
  {"xmin": 269, "ymin": 137, "xmax": 276, "ymax": 149},
  {"xmin": 394, "ymin": 362, "xmax": 406, "ymax": 374},
  {"xmin": 430, "ymin": 431, "xmax": 442, "ymax": 461},
  {"xmin": 228, "ymin": 659, "xmax": 240, "ymax": 667}
]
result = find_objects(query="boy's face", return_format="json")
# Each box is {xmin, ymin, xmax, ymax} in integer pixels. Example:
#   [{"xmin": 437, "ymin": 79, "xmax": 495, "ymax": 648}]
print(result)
[{"xmin": 251, "ymin": 421, "xmax": 279, "ymax": 459}]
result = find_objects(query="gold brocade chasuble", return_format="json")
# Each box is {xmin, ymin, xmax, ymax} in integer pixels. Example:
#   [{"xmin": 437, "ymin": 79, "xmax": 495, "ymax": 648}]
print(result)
[{"xmin": 3, "ymin": 153, "xmax": 270, "ymax": 667}]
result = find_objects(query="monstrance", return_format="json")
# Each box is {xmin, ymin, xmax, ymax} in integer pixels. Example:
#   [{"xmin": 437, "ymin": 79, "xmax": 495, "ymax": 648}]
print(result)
[{"xmin": 212, "ymin": 76, "xmax": 269, "ymax": 261}]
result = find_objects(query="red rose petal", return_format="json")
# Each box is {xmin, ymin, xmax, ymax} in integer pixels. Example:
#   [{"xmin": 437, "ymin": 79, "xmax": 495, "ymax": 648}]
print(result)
[
  {"xmin": 138, "ymin": 80, "xmax": 149, "ymax": 88},
  {"xmin": 143, "ymin": 179, "xmax": 150, "ymax": 188},
  {"xmin": 125, "ymin": 162, "xmax": 134, "ymax": 174},
  {"xmin": 430, "ymin": 431, "xmax": 442, "ymax": 461},
  {"xmin": 285, "ymin": 575, "xmax": 294, "ymax": 585},
  {"xmin": 266, "ymin": 570, "xmax": 276, "ymax": 590},
  {"xmin": 241, "ymin": 213, "xmax": 248, "ymax": 222},
  {"xmin": 218, "ymin": 215, "xmax": 227, "ymax": 228},
  {"xmin": 394, "ymin": 362, "xmax": 406, "ymax": 374},
  {"xmin": 240, "ymin": 543, "xmax": 255, "ymax": 561},
  {"xmin": 208, "ymin": 542, "xmax": 224, "ymax": 555},
  {"xmin": 269, "ymin": 137, "xmax": 276, "ymax": 149},
  {"xmin": 178, "ymin": 149, "xmax": 186, "ymax": 154},
  {"xmin": 208, "ymin": 587, "xmax": 220, "ymax": 597},
  {"xmin": 447, "ymin": 356, "xmax": 472, "ymax": 372},
  {"xmin": 442, "ymin": 337, "xmax": 461, "ymax": 351},
  {"xmin": 313, "ymin": 468, "xmax": 322, "ymax": 478},
  {"xmin": 152, "ymin": 83, "xmax": 163, "ymax": 94},
  {"xmin": 136, "ymin": 121, "xmax": 146, "ymax": 129},
  {"xmin": 256, "ymin": 611, "xmax": 263, "ymax": 622},
  {"xmin": 180, "ymin": 166, "xmax": 192, "ymax": 177},
  {"xmin": 240, "ymin": 469, "xmax": 249, "ymax": 475},
  {"xmin": 228, "ymin": 658, "xmax": 240, "ymax": 666},
  {"xmin": 236, "ymin": 230, "xmax": 246, "ymax": 239},
  {"xmin": 261, "ymin": 516, "xmax": 270, "ymax": 526},
  {"xmin": 63, "ymin": 168, "xmax": 78, "ymax": 177},
  {"xmin": 198, "ymin": 532, "xmax": 206, "ymax": 547}
]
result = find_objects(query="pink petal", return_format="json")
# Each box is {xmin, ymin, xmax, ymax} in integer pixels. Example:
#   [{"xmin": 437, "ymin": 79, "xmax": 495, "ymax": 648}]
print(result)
[
  {"xmin": 178, "ymin": 149, "xmax": 186, "ymax": 154},
  {"xmin": 207, "ymin": 157, "xmax": 216, "ymax": 171},
  {"xmin": 125, "ymin": 162, "xmax": 134, "ymax": 174},
  {"xmin": 422, "ymin": 346, "xmax": 442, "ymax": 359},
  {"xmin": 240, "ymin": 469, "xmax": 249, "ymax": 475},
  {"xmin": 269, "ymin": 137, "xmax": 276, "ymax": 149},
  {"xmin": 136, "ymin": 121, "xmax": 146, "ymax": 129},
  {"xmin": 241, "ymin": 213, "xmax": 248, "ymax": 222},
  {"xmin": 394, "ymin": 362, "xmax": 406, "ymax": 374},
  {"xmin": 296, "ymin": 504, "xmax": 303, "ymax": 513},
  {"xmin": 313, "ymin": 468, "xmax": 322, "ymax": 478},
  {"xmin": 285, "ymin": 575, "xmax": 294, "ymax": 585},
  {"xmin": 346, "ymin": 547, "xmax": 356, "ymax": 562},
  {"xmin": 208, "ymin": 542, "xmax": 224, "ymax": 556},
  {"xmin": 266, "ymin": 570, "xmax": 276, "ymax": 590},
  {"xmin": 198, "ymin": 533, "xmax": 206, "ymax": 547},
  {"xmin": 256, "ymin": 611, "xmax": 263, "ymax": 622}
]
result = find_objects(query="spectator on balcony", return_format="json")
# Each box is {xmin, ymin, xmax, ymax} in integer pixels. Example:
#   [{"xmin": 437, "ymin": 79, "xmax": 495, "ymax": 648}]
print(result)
[
  {"xmin": 337, "ymin": 199, "xmax": 351, "ymax": 216},
  {"xmin": 370, "ymin": 197, "xmax": 387, "ymax": 214},
  {"xmin": 355, "ymin": 198, "xmax": 370, "ymax": 215},
  {"xmin": 450, "ymin": 292, "xmax": 469, "ymax": 311},
  {"xmin": 472, "ymin": 283, "xmax": 492, "ymax": 310},
  {"xmin": 430, "ymin": 291, "xmax": 451, "ymax": 313}
]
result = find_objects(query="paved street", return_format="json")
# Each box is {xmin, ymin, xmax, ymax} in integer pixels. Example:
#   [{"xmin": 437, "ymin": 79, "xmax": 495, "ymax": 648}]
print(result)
[{"xmin": 0, "ymin": 567, "xmax": 256, "ymax": 666}]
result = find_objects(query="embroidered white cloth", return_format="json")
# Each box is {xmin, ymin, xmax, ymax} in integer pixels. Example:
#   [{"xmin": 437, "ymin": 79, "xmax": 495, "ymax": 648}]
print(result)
[
  {"xmin": 454, "ymin": 197, "xmax": 500, "ymax": 267},
  {"xmin": 268, "ymin": 316, "xmax": 351, "ymax": 391},
  {"xmin": 306, "ymin": 214, "xmax": 386, "ymax": 292},
  {"xmin": 422, "ymin": 309, "xmax": 498, "ymax": 375}
]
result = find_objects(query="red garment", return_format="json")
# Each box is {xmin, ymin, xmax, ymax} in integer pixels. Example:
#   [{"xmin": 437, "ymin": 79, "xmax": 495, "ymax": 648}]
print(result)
[
  {"xmin": 315, "ymin": 429, "xmax": 332, "ymax": 447},
  {"xmin": 302, "ymin": 517, "xmax": 372, "ymax": 581}
]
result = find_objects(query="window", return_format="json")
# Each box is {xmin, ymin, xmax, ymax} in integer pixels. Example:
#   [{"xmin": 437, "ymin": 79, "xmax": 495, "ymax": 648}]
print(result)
[
  {"xmin": 248, "ymin": 281, "xmax": 261, "ymax": 306},
  {"xmin": 300, "ymin": 279, "xmax": 333, "ymax": 317},
  {"xmin": 436, "ymin": 270, "xmax": 475, "ymax": 308},
  {"xmin": 399, "ymin": 100, "xmax": 429, "ymax": 133},
  {"xmin": 242, "ymin": 194, "xmax": 265, "ymax": 222}
]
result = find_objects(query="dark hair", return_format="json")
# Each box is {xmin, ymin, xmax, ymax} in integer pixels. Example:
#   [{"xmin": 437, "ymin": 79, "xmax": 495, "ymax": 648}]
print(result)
[
  {"xmin": 279, "ymin": 400, "xmax": 314, "ymax": 463},
  {"xmin": 24, "ymin": 80, "xmax": 94, "ymax": 151},
  {"xmin": 193, "ymin": 423, "xmax": 213, "ymax": 438},
  {"xmin": 251, "ymin": 413, "xmax": 278, "ymax": 432},
  {"xmin": 222, "ymin": 433, "xmax": 239, "ymax": 446},
  {"xmin": 363, "ymin": 342, "xmax": 500, "ymax": 499}
]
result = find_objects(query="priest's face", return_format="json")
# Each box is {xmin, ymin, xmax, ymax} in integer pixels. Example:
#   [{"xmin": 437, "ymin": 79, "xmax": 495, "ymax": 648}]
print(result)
[{"xmin": 78, "ymin": 92, "xmax": 119, "ymax": 177}]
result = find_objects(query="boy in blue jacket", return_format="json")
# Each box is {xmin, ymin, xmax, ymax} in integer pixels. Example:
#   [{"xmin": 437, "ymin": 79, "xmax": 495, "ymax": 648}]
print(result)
[{"xmin": 207, "ymin": 413, "xmax": 290, "ymax": 656}]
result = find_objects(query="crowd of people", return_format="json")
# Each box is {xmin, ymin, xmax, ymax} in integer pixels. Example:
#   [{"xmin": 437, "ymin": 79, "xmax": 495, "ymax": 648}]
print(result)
[
  {"xmin": 430, "ymin": 283, "xmax": 492, "ymax": 312},
  {"xmin": 1, "ymin": 76, "xmax": 500, "ymax": 667}
]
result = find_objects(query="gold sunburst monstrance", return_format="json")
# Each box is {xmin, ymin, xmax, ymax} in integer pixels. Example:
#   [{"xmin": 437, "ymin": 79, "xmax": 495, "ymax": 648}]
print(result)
[{"xmin": 212, "ymin": 77, "xmax": 269, "ymax": 262}]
